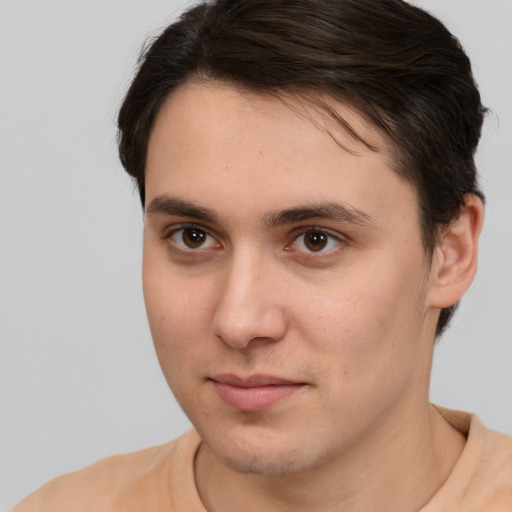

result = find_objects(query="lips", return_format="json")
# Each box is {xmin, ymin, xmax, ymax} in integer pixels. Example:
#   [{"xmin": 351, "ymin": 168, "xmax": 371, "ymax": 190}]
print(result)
[{"xmin": 211, "ymin": 374, "xmax": 305, "ymax": 411}]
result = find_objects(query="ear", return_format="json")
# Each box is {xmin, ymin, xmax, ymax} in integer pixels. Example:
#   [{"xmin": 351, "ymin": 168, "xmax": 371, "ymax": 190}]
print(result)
[{"xmin": 428, "ymin": 194, "xmax": 484, "ymax": 308}]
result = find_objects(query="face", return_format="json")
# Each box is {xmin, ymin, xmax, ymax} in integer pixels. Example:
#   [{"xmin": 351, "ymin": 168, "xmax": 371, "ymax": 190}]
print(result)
[{"xmin": 143, "ymin": 82, "xmax": 439, "ymax": 476}]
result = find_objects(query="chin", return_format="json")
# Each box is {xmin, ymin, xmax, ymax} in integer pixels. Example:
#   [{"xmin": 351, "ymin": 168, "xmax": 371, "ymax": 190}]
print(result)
[
  {"xmin": 199, "ymin": 423, "xmax": 325, "ymax": 477},
  {"xmin": 212, "ymin": 444, "xmax": 309, "ymax": 476}
]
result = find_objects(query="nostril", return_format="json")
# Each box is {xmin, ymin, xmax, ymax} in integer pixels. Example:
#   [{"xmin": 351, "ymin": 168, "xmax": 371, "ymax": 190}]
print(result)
[{"xmin": 211, "ymin": 306, "xmax": 287, "ymax": 349}]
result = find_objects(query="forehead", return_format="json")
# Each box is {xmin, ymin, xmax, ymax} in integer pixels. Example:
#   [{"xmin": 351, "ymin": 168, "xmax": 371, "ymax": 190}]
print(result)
[
  {"xmin": 145, "ymin": 81, "xmax": 419, "ymax": 229},
  {"xmin": 149, "ymin": 81, "xmax": 390, "ymax": 162}
]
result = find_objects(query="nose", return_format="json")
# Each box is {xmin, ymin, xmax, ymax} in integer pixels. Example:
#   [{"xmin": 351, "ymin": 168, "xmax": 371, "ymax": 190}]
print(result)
[{"xmin": 211, "ymin": 252, "xmax": 288, "ymax": 349}]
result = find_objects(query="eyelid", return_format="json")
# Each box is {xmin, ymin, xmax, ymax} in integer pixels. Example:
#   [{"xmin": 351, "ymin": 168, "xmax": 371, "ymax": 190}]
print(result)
[
  {"xmin": 161, "ymin": 222, "xmax": 346, "ymax": 258},
  {"xmin": 286, "ymin": 226, "xmax": 346, "ymax": 255},
  {"xmin": 162, "ymin": 222, "xmax": 208, "ymax": 239},
  {"xmin": 163, "ymin": 222, "xmax": 222, "ymax": 251}
]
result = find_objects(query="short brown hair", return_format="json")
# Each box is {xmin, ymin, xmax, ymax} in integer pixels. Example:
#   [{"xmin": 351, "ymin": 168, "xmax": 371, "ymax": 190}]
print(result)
[{"xmin": 118, "ymin": 0, "xmax": 486, "ymax": 335}]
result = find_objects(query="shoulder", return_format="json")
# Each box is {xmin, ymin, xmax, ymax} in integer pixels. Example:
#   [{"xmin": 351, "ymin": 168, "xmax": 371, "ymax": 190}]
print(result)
[
  {"xmin": 438, "ymin": 406, "xmax": 512, "ymax": 480},
  {"xmin": 425, "ymin": 407, "xmax": 512, "ymax": 511},
  {"xmin": 12, "ymin": 430, "xmax": 201, "ymax": 512},
  {"xmin": 474, "ymin": 419, "xmax": 512, "ymax": 507}
]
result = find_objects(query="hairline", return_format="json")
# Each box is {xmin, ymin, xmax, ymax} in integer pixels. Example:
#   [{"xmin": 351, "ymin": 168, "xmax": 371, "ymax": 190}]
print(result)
[{"xmin": 145, "ymin": 74, "xmax": 439, "ymax": 258}]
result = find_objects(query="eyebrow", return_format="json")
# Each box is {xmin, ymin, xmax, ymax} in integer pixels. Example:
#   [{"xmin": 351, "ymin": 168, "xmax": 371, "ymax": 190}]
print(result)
[
  {"xmin": 147, "ymin": 196, "xmax": 218, "ymax": 223},
  {"xmin": 146, "ymin": 195, "xmax": 375, "ymax": 228},
  {"xmin": 263, "ymin": 202, "xmax": 376, "ymax": 228}
]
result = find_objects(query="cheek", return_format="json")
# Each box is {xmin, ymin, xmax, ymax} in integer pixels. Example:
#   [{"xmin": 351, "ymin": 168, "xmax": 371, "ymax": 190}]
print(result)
[
  {"xmin": 144, "ymin": 281, "xmax": 211, "ymax": 410},
  {"xmin": 302, "ymin": 262, "xmax": 426, "ymax": 379},
  {"xmin": 295, "ymin": 286, "xmax": 423, "ymax": 434},
  {"xmin": 142, "ymin": 263, "xmax": 216, "ymax": 379}
]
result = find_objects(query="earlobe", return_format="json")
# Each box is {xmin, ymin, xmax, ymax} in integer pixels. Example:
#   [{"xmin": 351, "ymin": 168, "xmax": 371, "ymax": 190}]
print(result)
[{"xmin": 428, "ymin": 194, "xmax": 484, "ymax": 308}]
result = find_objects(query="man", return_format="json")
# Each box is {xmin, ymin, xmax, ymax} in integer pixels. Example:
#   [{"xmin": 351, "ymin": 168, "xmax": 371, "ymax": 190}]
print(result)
[{"xmin": 13, "ymin": 0, "xmax": 512, "ymax": 510}]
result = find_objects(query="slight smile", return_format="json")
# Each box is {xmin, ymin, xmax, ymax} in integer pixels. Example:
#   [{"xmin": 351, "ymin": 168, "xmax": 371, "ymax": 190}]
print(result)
[{"xmin": 210, "ymin": 374, "xmax": 306, "ymax": 412}]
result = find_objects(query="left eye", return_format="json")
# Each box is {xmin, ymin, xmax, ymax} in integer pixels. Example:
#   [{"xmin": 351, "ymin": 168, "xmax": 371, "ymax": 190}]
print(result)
[
  {"xmin": 169, "ymin": 227, "xmax": 219, "ymax": 250},
  {"xmin": 292, "ymin": 229, "xmax": 340, "ymax": 253}
]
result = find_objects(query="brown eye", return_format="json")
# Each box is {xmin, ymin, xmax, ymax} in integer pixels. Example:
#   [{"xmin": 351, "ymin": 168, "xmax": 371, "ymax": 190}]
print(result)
[
  {"xmin": 169, "ymin": 227, "xmax": 218, "ymax": 250},
  {"xmin": 304, "ymin": 230, "xmax": 328, "ymax": 252},
  {"xmin": 292, "ymin": 229, "xmax": 340, "ymax": 254},
  {"xmin": 182, "ymin": 228, "xmax": 207, "ymax": 248}
]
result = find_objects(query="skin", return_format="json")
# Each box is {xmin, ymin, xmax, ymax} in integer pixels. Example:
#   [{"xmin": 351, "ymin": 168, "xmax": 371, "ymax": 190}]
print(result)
[{"xmin": 143, "ymin": 81, "xmax": 482, "ymax": 511}]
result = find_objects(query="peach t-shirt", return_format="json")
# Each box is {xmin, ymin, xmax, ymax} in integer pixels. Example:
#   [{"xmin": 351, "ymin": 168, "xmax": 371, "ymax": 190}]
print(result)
[{"xmin": 12, "ymin": 408, "xmax": 512, "ymax": 511}]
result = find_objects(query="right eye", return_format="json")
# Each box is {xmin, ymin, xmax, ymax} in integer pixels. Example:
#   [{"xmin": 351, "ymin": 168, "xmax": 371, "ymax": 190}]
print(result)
[{"xmin": 168, "ymin": 227, "xmax": 220, "ymax": 250}]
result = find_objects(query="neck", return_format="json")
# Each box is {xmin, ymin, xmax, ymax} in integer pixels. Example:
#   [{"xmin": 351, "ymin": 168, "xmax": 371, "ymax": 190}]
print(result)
[{"xmin": 194, "ymin": 402, "xmax": 466, "ymax": 512}]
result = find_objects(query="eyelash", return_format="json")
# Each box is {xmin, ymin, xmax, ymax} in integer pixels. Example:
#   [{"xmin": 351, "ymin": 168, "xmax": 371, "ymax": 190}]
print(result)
[
  {"xmin": 286, "ymin": 227, "xmax": 343, "ymax": 255},
  {"xmin": 162, "ymin": 223, "xmax": 345, "ymax": 258},
  {"xmin": 163, "ymin": 223, "xmax": 220, "ymax": 252}
]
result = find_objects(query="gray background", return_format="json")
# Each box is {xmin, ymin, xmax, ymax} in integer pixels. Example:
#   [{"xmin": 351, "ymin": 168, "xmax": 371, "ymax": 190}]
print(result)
[{"xmin": 1, "ymin": 0, "xmax": 511, "ymax": 509}]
